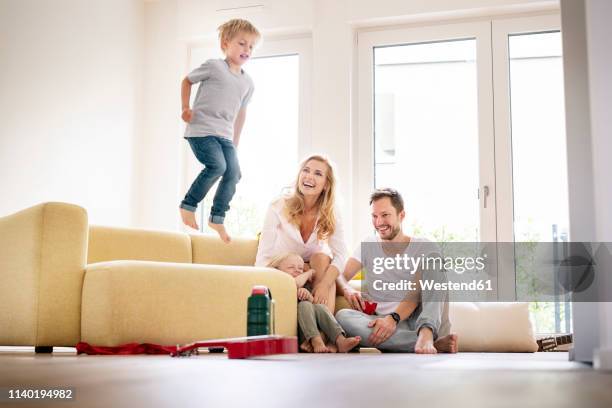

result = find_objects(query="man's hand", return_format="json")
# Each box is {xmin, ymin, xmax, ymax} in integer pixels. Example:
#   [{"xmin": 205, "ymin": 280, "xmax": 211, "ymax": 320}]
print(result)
[
  {"xmin": 312, "ymin": 282, "xmax": 329, "ymax": 306},
  {"xmin": 297, "ymin": 288, "xmax": 314, "ymax": 302},
  {"xmin": 182, "ymin": 108, "xmax": 193, "ymax": 123},
  {"xmin": 367, "ymin": 316, "xmax": 397, "ymax": 346},
  {"xmin": 343, "ymin": 286, "xmax": 365, "ymax": 312}
]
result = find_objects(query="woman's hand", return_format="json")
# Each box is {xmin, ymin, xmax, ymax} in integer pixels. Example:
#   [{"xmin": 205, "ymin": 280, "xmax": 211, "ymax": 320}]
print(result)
[
  {"xmin": 311, "ymin": 282, "xmax": 330, "ymax": 306},
  {"xmin": 297, "ymin": 288, "xmax": 314, "ymax": 302},
  {"xmin": 343, "ymin": 286, "xmax": 365, "ymax": 312}
]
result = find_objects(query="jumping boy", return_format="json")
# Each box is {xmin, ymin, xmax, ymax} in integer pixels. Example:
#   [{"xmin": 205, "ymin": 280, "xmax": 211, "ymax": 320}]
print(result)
[{"xmin": 179, "ymin": 19, "xmax": 260, "ymax": 243}]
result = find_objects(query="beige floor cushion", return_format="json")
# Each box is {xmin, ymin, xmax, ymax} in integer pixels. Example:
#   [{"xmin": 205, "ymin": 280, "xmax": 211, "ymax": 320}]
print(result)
[{"xmin": 450, "ymin": 302, "xmax": 538, "ymax": 352}]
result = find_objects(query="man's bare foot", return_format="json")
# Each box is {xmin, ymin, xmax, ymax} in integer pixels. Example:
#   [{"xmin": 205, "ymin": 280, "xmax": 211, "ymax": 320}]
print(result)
[
  {"xmin": 434, "ymin": 334, "xmax": 458, "ymax": 353},
  {"xmin": 208, "ymin": 221, "xmax": 231, "ymax": 243},
  {"xmin": 336, "ymin": 335, "xmax": 361, "ymax": 353},
  {"xmin": 311, "ymin": 336, "xmax": 329, "ymax": 353},
  {"xmin": 300, "ymin": 339, "xmax": 314, "ymax": 353},
  {"xmin": 180, "ymin": 208, "xmax": 199, "ymax": 230},
  {"xmin": 414, "ymin": 327, "xmax": 437, "ymax": 354}
]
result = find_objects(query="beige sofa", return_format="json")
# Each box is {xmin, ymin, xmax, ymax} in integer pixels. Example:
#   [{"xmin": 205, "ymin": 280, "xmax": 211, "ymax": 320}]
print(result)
[
  {"xmin": 0, "ymin": 202, "xmax": 538, "ymax": 352},
  {"xmin": 0, "ymin": 202, "xmax": 297, "ymax": 351}
]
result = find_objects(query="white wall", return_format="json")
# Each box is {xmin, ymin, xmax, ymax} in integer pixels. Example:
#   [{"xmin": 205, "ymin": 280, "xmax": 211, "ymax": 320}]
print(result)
[
  {"xmin": 0, "ymin": 0, "xmax": 143, "ymax": 226},
  {"xmin": 311, "ymin": 0, "xmax": 353, "ymax": 239},
  {"xmin": 177, "ymin": 0, "xmax": 314, "ymax": 41},
  {"xmin": 135, "ymin": 0, "xmax": 183, "ymax": 230}
]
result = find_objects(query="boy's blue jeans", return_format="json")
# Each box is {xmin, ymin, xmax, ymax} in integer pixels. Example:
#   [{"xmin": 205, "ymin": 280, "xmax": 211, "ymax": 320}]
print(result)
[{"xmin": 180, "ymin": 136, "xmax": 241, "ymax": 225}]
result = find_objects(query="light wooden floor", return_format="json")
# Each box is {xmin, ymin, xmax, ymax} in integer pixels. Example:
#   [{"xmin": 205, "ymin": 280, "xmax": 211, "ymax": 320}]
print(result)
[{"xmin": 1, "ymin": 348, "xmax": 611, "ymax": 408}]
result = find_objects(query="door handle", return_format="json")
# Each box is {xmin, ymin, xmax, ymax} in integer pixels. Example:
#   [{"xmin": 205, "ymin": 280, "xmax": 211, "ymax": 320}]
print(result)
[{"xmin": 482, "ymin": 185, "xmax": 490, "ymax": 209}]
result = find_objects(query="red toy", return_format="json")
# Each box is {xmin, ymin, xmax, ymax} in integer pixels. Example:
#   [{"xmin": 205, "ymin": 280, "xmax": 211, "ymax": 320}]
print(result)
[
  {"xmin": 171, "ymin": 335, "xmax": 298, "ymax": 359},
  {"xmin": 363, "ymin": 301, "xmax": 378, "ymax": 315}
]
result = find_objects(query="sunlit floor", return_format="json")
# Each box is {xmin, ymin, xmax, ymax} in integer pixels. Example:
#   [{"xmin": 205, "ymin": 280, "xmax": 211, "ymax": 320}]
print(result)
[{"xmin": 1, "ymin": 347, "xmax": 611, "ymax": 408}]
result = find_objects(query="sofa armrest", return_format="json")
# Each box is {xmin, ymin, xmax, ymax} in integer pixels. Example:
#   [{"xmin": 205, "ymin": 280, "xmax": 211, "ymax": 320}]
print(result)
[{"xmin": 0, "ymin": 203, "xmax": 88, "ymax": 347}]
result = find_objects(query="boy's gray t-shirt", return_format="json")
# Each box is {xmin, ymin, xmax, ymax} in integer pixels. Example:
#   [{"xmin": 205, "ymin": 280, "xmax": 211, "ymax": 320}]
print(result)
[{"xmin": 185, "ymin": 58, "xmax": 254, "ymax": 140}]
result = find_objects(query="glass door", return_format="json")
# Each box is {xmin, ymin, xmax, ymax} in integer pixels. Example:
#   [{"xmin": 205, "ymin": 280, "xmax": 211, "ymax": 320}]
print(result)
[
  {"xmin": 356, "ymin": 22, "xmax": 496, "ymax": 243},
  {"xmin": 492, "ymin": 15, "xmax": 570, "ymax": 334}
]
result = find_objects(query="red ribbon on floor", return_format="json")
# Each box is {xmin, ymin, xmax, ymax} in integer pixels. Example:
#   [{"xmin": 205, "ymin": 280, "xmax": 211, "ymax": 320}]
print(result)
[{"xmin": 76, "ymin": 342, "xmax": 177, "ymax": 355}]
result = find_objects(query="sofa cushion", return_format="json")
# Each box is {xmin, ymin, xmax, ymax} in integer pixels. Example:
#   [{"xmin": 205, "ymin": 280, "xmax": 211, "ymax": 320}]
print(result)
[
  {"xmin": 191, "ymin": 235, "xmax": 258, "ymax": 266},
  {"xmin": 81, "ymin": 260, "xmax": 297, "ymax": 346},
  {"xmin": 88, "ymin": 226, "xmax": 192, "ymax": 264}
]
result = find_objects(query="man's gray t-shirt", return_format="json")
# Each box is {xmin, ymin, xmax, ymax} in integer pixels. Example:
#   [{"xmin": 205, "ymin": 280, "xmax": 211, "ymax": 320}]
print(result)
[
  {"xmin": 352, "ymin": 236, "xmax": 432, "ymax": 315},
  {"xmin": 185, "ymin": 58, "xmax": 254, "ymax": 140}
]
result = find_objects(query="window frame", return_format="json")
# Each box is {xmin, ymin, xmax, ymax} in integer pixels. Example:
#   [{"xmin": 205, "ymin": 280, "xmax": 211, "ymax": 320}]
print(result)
[
  {"xmin": 491, "ymin": 14, "xmax": 562, "ymax": 294},
  {"xmin": 355, "ymin": 21, "xmax": 496, "ymax": 248}
]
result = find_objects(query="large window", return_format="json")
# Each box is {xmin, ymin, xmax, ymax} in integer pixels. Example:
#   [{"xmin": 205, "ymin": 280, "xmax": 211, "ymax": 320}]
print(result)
[
  {"xmin": 373, "ymin": 39, "xmax": 480, "ymax": 242},
  {"xmin": 186, "ymin": 38, "xmax": 311, "ymax": 237},
  {"xmin": 501, "ymin": 26, "xmax": 570, "ymax": 334},
  {"xmin": 357, "ymin": 21, "xmax": 496, "ymax": 244},
  {"xmin": 359, "ymin": 15, "xmax": 570, "ymax": 334}
]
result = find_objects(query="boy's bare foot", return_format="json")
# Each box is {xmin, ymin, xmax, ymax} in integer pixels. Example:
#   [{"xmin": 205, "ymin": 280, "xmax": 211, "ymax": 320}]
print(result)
[
  {"xmin": 311, "ymin": 336, "xmax": 329, "ymax": 353},
  {"xmin": 414, "ymin": 327, "xmax": 437, "ymax": 354},
  {"xmin": 434, "ymin": 334, "xmax": 458, "ymax": 353},
  {"xmin": 180, "ymin": 208, "xmax": 199, "ymax": 230},
  {"xmin": 336, "ymin": 335, "xmax": 361, "ymax": 353},
  {"xmin": 300, "ymin": 339, "xmax": 314, "ymax": 353},
  {"xmin": 208, "ymin": 221, "xmax": 231, "ymax": 243}
]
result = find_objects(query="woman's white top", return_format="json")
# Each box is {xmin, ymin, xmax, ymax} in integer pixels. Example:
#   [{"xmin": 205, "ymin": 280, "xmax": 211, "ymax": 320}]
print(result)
[{"xmin": 255, "ymin": 197, "xmax": 348, "ymax": 272}]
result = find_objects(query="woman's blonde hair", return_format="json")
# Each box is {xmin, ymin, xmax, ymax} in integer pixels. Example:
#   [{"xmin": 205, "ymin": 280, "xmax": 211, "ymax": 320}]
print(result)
[
  {"xmin": 266, "ymin": 252, "xmax": 301, "ymax": 269},
  {"xmin": 284, "ymin": 155, "xmax": 337, "ymax": 241},
  {"xmin": 217, "ymin": 19, "xmax": 261, "ymax": 50}
]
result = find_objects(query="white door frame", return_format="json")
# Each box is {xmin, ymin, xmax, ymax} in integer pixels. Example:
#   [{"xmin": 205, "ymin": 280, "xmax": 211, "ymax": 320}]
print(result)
[
  {"xmin": 491, "ymin": 14, "xmax": 562, "ymax": 298},
  {"xmin": 355, "ymin": 21, "xmax": 496, "ymax": 244}
]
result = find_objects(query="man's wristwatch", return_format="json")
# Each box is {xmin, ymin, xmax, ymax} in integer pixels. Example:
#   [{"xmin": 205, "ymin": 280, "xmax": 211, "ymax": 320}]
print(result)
[{"xmin": 388, "ymin": 312, "xmax": 401, "ymax": 325}]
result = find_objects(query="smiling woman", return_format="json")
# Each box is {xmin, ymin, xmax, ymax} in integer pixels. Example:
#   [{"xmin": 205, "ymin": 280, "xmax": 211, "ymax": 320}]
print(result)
[{"xmin": 255, "ymin": 155, "xmax": 349, "ymax": 313}]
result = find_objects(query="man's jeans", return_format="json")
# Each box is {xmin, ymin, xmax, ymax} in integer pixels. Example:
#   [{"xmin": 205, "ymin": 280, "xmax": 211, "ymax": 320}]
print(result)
[
  {"xmin": 180, "ymin": 136, "xmax": 241, "ymax": 224},
  {"xmin": 335, "ymin": 291, "xmax": 450, "ymax": 352}
]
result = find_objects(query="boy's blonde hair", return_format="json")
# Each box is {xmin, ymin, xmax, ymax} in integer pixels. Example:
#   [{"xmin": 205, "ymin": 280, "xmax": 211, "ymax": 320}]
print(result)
[
  {"xmin": 218, "ymin": 19, "xmax": 261, "ymax": 50},
  {"xmin": 267, "ymin": 253, "xmax": 302, "ymax": 269}
]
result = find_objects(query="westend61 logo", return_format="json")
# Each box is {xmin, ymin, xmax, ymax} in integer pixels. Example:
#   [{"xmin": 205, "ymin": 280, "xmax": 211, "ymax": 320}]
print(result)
[{"xmin": 372, "ymin": 253, "xmax": 487, "ymax": 275}]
